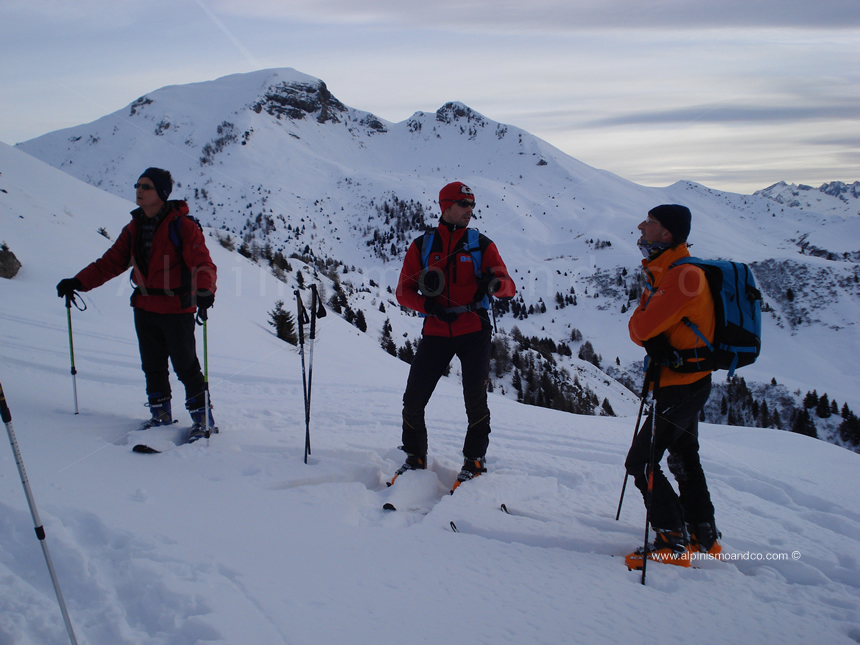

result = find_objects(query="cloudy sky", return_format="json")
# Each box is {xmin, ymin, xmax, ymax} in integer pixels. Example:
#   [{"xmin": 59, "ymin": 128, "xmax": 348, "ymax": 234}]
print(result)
[{"xmin": 1, "ymin": 0, "xmax": 857, "ymax": 194}]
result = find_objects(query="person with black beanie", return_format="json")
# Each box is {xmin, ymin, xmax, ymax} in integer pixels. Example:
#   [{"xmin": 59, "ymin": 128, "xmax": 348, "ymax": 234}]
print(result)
[
  {"xmin": 624, "ymin": 203, "xmax": 722, "ymax": 570},
  {"xmin": 56, "ymin": 168, "xmax": 218, "ymax": 440}
]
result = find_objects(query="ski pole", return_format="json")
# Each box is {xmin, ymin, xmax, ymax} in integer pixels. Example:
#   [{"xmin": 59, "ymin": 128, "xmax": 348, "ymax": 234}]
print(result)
[
  {"xmin": 295, "ymin": 290, "xmax": 310, "ymax": 463},
  {"xmin": 203, "ymin": 317, "xmax": 211, "ymax": 442},
  {"xmin": 615, "ymin": 364, "xmax": 653, "ymax": 520},
  {"xmin": 0, "ymin": 381, "xmax": 78, "ymax": 644},
  {"xmin": 305, "ymin": 284, "xmax": 327, "ymax": 460},
  {"xmin": 640, "ymin": 367, "xmax": 662, "ymax": 586},
  {"xmin": 195, "ymin": 304, "xmax": 212, "ymax": 442},
  {"xmin": 64, "ymin": 293, "xmax": 85, "ymax": 414}
]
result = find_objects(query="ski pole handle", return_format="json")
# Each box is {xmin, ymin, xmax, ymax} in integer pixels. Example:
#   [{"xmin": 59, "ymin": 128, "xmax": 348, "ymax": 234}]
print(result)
[
  {"xmin": 310, "ymin": 285, "xmax": 318, "ymax": 341},
  {"xmin": 313, "ymin": 283, "xmax": 327, "ymax": 320},
  {"xmin": 0, "ymin": 382, "xmax": 12, "ymax": 424},
  {"xmin": 295, "ymin": 290, "xmax": 309, "ymax": 344}
]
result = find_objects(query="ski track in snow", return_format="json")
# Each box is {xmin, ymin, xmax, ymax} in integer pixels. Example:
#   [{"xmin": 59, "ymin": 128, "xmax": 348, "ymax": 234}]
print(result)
[{"xmin": 3, "ymin": 360, "xmax": 860, "ymax": 644}]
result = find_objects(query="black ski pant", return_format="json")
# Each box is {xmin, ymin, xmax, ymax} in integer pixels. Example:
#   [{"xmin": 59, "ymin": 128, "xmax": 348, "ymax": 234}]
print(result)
[
  {"xmin": 401, "ymin": 329, "xmax": 492, "ymax": 460},
  {"xmin": 625, "ymin": 374, "xmax": 714, "ymax": 531},
  {"xmin": 134, "ymin": 308, "xmax": 207, "ymax": 410}
]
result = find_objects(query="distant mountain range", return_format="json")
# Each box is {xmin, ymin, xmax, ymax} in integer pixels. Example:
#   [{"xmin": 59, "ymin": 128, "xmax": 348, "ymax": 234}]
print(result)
[
  {"xmin": 756, "ymin": 180, "xmax": 860, "ymax": 213},
  {"xmin": 13, "ymin": 68, "xmax": 860, "ymax": 450}
]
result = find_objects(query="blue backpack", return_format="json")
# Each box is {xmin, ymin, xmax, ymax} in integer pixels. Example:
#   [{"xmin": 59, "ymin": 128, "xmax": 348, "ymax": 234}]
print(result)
[{"xmin": 668, "ymin": 258, "xmax": 762, "ymax": 377}]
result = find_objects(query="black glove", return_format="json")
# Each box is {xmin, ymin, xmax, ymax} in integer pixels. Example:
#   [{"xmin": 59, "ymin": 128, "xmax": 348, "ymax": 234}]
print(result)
[
  {"xmin": 474, "ymin": 270, "xmax": 501, "ymax": 302},
  {"xmin": 642, "ymin": 335, "xmax": 681, "ymax": 369},
  {"xmin": 424, "ymin": 298, "xmax": 458, "ymax": 323},
  {"xmin": 56, "ymin": 278, "xmax": 83, "ymax": 299},
  {"xmin": 195, "ymin": 290, "xmax": 215, "ymax": 312}
]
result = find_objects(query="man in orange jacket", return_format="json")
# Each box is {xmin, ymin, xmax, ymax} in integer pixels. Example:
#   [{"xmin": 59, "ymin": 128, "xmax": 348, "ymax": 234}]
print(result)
[
  {"xmin": 56, "ymin": 168, "xmax": 217, "ymax": 438},
  {"xmin": 624, "ymin": 204, "xmax": 721, "ymax": 569},
  {"xmin": 393, "ymin": 182, "xmax": 515, "ymax": 488}
]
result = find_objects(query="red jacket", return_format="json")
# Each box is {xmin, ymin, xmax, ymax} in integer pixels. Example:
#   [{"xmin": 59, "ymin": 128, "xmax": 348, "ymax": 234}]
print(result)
[
  {"xmin": 629, "ymin": 243, "xmax": 715, "ymax": 387},
  {"xmin": 396, "ymin": 223, "xmax": 515, "ymax": 337},
  {"xmin": 75, "ymin": 201, "xmax": 217, "ymax": 315}
]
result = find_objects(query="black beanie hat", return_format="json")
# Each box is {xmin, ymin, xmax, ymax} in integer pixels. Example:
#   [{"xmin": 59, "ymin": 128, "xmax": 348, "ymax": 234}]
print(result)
[
  {"xmin": 138, "ymin": 167, "xmax": 173, "ymax": 203},
  {"xmin": 649, "ymin": 204, "xmax": 691, "ymax": 244}
]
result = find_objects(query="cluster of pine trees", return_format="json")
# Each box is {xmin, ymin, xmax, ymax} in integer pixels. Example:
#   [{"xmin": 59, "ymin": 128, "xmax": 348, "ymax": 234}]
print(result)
[
  {"xmin": 495, "ymin": 295, "xmax": 548, "ymax": 320},
  {"xmin": 363, "ymin": 196, "xmax": 432, "ymax": 261},
  {"xmin": 801, "ymin": 389, "xmax": 860, "ymax": 448},
  {"xmin": 701, "ymin": 377, "xmax": 859, "ymax": 451},
  {"xmin": 503, "ymin": 330, "xmax": 603, "ymax": 415}
]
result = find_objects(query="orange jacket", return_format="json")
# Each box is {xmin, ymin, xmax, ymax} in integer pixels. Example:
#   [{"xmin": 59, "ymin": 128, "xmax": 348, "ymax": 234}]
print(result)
[
  {"xmin": 75, "ymin": 201, "xmax": 216, "ymax": 314},
  {"xmin": 396, "ymin": 223, "xmax": 515, "ymax": 337},
  {"xmin": 629, "ymin": 244, "xmax": 714, "ymax": 387}
]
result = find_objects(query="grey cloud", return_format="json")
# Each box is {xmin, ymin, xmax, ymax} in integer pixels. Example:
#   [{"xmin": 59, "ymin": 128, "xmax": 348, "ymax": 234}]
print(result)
[
  {"xmin": 588, "ymin": 104, "xmax": 860, "ymax": 127},
  {"xmin": 220, "ymin": 0, "xmax": 860, "ymax": 30},
  {"xmin": 803, "ymin": 135, "xmax": 860, "ymax": 148}
]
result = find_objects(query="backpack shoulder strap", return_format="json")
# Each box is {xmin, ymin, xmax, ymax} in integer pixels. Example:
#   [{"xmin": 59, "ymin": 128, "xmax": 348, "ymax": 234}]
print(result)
[
  {"xmin": 168, "ymin": 213, "xmax": 184, "ymax": 253},
  {"xmin": 668, "ymin": 256, "xmax": 701, "ymax": 270},
  {"xmin": 419, "ymin": 230, "xmax": 436, "ymax": 269},
  {"xmin": 167, "ymin": 212, "xmax": 204, "ymax": 255},
  {"xmin": 167, "ymin": 213, "xmax": 193, "ymax": 304},
  {"xmin": 463, "ymin": 228, "xmax": 487, "ymax": 278}
]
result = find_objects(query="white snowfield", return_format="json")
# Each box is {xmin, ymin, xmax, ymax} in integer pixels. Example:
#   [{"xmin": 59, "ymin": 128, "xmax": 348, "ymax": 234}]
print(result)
[{"xmin": 1, "ymin": 144, "xmax": 859, "ymax": 644}]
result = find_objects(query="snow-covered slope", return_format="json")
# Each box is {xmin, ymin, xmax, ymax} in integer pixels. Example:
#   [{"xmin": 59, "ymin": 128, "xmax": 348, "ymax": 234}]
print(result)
[
  {"xmin": 2, "ymin": 142, "xmax": 860, "ymax": 644},
  {"xmin": 13, "ymin": 68, "xmax": 860, "ymax": 438}
]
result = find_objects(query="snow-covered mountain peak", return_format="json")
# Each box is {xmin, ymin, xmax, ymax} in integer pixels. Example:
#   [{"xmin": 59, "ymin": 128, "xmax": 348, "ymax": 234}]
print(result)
[
  {"xmin": 434, "ymin": 101, "xmax": 487, "ymax": 125},
  {"xmin": 755, "ymin": 180, "xmax": 860, "ymax": 215}
]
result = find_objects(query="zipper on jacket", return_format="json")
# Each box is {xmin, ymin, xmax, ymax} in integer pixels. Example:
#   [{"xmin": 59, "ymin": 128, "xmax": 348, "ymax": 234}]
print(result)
[{"xmin": 445, "ymin": 229, "xmax": 455, "ymax": 334}]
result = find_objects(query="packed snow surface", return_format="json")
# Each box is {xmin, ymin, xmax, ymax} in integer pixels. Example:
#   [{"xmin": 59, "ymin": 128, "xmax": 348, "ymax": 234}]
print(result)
[{"xmin": 1, "ymin": 144, "xmax": 859, "ymax": 644}]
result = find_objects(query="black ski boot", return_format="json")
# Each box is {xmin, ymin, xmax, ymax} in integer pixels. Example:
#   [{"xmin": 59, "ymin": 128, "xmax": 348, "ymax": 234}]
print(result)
[
  {"xmin": 687, "ymin": 520, "xmax": 722, "ymax": 556},
  {"xmin": 389, "ymin": 453, "xmax": 426, "ymax": 486},
  {"xmin": 625, "ymin": 527, "xmax": 692, "ymax": 570},
  {"xmin": 188, "ymin": 405, "xmax": 217, "ymax": 442},
  {"xmin": 141, "ymin": 393, "xmax": 172, "ymax": 429},
  {"xmin": 451, "ymin": 456, "xmax": 486, "ymax": 492}
]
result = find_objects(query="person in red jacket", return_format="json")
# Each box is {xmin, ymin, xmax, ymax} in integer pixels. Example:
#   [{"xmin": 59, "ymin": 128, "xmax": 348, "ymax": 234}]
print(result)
[
  {"xmin": 392, "ymin": 182, "xmax": 515, "ymax": 488},
  {"xmin": 623, "ymin": 204, "xmax": 721, "ymax": 570},
  {"xmin": 56, "ymin": 168, "xmax": 217, "ymax": 437}
]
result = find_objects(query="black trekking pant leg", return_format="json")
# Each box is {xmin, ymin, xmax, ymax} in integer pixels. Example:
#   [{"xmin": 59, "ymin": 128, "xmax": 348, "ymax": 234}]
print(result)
[
  {"xmin": 625, "ymin": 375, "xmax": 712, "ymax": 530},
  {"xmin": 667, "ymin": 388, "xmax": 715, "ymax": 525},
  {"xmin": 135, "ymin": 308, "xmax": 172, "ymax": 399},
  {"xmin": 401, "ymin": 335, "xmax": 457, "ymax": 456},
  {"xmin": 457, "ymin": 329, "xmax": 492, "ymax": 459},
  {"xmin": 134, "ymin": 309, "xmax": 205, "ymax": 410}
]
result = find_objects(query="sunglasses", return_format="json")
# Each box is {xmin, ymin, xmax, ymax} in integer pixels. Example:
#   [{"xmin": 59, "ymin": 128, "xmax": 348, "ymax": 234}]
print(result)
[
  {"xmin": 456, "ymin": 200, "xmax": 476, "ymax": 208},
  {"xmin": 134, "ymin": 183, "xmax": 155, "ymax": 191}
]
